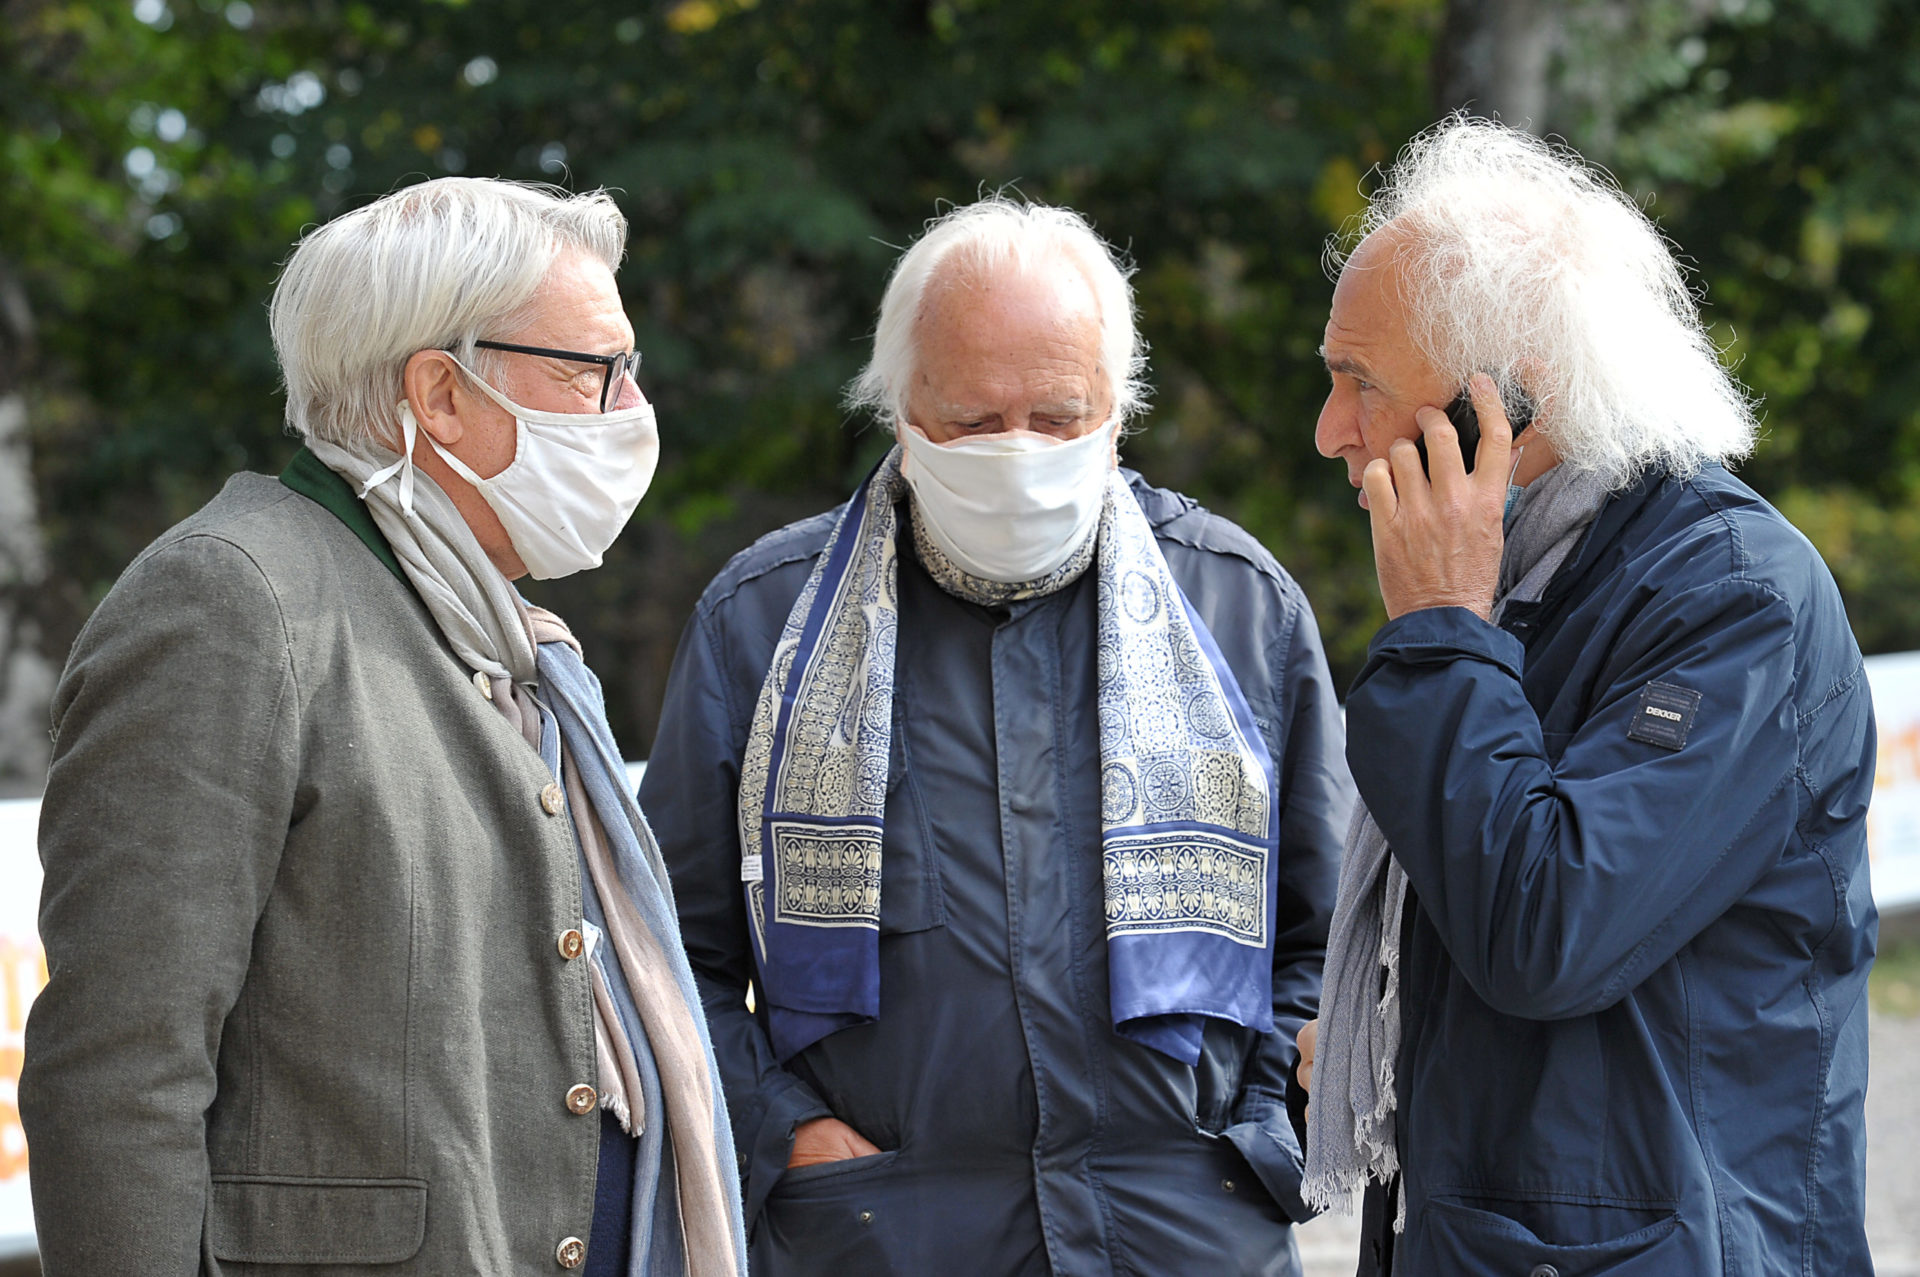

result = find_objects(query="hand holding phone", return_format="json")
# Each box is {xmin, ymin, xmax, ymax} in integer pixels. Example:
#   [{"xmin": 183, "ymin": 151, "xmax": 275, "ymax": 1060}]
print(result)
[
  {"xmin": 1362, "ymin": 372, "xmax": 1516, "ymax": 622},
  {"xmin": 1416, "ymin": 381, "xmax": 1535, "ymax": 476}
]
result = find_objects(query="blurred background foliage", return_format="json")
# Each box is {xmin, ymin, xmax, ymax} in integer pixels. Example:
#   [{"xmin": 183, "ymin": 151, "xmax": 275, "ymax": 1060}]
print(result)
[{"xmin": 3, "ymin": 0, "xmax": 1918, "ymax": 762}]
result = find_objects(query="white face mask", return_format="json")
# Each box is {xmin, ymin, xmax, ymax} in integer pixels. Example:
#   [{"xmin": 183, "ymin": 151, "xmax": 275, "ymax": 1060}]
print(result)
[
  {"xmin": 365, "ymin": 359, "xmax": 660, "ymax": 579},
  {"xmin": 898, "ymin": 421, "xmax": 1117, "ymax": 583}
]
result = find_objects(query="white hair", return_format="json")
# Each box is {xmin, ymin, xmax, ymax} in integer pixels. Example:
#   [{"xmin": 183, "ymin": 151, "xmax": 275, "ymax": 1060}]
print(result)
[
  {"xmin": 1334, "ymin": 116, "xmax": 1756, "ymax": 489},
  {"xmin": 270, "ymin": 177, "xmax": 627, "ymax": 448},
  {"xmin": 846, "ymin": 195, "xmax": 1150, "ymax": 427}
]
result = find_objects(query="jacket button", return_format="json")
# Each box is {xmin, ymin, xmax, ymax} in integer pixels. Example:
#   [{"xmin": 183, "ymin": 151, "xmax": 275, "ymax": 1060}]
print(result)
[
  {"xmin": 473, "ymin": 670, "xmax": 494, "ymax": 700},
  {"xmin": 1528, "ymin": 1266, "xmax": 1560, "ymax": 1277},
  {"xmin": 540, "ymin": 782, "xmax": 565, "ymax": 815},
  {"xmin": 1221, "ymin": 1178, "xmax": 1236, "ymax": 1193},
  {"xmin": 555, "ymin": 1236, "xmax": 586, "ymax": 1268},
  {"xmin": 558, "ymin": 928, "xmax": 585, "ymax": 960},
  {"xmin": 566, "ymin": 1083, "xmax": 597, "ymax": 1115}
]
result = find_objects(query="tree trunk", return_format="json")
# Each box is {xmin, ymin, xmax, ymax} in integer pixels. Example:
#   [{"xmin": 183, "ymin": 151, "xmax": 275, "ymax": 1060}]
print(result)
[
  {"xmin": 0, "ymin": 257, "xmax": 53, "ymax": 793},
  {"xmin": 1432, "ymin": 0, "xmax": 1561, "ymax": 131}
]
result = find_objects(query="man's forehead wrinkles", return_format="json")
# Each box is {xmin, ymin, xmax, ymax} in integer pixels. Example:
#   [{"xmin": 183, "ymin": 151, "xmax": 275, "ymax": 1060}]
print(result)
[
  {"xmin": 929, "ymin": 394, "xmax": 1097, "ymax": 419},
  {"xmin": 931, "ymin": 396, "xmax": 992, "ymax": 416}
]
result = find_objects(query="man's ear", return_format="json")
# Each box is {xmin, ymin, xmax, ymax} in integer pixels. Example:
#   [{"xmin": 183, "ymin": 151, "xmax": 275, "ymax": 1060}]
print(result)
[{"xmin": 402, "ymin": 350, "xmax": 464, "ymax": 448}]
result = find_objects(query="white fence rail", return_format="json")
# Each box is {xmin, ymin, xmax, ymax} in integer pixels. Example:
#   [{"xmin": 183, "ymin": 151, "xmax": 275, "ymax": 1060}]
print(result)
[
  {"xmin": 1863, "ymin": 653, "xmax": 1920, "ymax": 914},
  {"xmin": 1, "ymin": 797, "xmax": 39, "ymax": 1255}
]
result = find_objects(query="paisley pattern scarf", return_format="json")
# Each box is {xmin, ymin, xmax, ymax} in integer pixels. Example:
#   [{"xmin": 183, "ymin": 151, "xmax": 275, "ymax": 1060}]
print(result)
[{"xmin": 738, "ymin": 447, "xmax": 1280, "ymax": 1066}]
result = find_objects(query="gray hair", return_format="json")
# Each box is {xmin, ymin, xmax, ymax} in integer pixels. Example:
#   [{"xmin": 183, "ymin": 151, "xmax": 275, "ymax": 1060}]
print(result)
[
  {"xmin": 846, "ymin": 195, "xmax": 1150, "ymax": 427},
  {"xmin": 270, "ymin": 177, "xmax": 627, "ymax": 448},
  {"xmin": 1334, "ymin": 116, "xmax": 1756, "ymax": 489}
]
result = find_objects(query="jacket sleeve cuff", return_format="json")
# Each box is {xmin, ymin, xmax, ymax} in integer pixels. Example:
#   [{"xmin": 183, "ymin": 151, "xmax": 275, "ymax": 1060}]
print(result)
[
  {"xmin": 740, "ymin": 1071, "xmax": 833, "ymax": 1230},
  {"xmin": 1226, "ymin": 1091, "xmax": 1314, "ymax": 1224},
  {"xmin": 1362, "ymin": 605, "xmax": 1525, "ymax": 679}
]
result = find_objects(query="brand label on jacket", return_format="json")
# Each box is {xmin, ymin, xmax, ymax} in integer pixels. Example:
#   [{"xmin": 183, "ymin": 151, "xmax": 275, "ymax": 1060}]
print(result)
[{"xmin": 1628, "ymin": 681, "xmax": 1702, "ymax": 751}]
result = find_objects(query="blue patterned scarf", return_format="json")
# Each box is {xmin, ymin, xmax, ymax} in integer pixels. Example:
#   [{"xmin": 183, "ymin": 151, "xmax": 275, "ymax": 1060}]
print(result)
[{"xmin": 738, "ymin": 448, "xmax": 1278, "ymax": 1065}]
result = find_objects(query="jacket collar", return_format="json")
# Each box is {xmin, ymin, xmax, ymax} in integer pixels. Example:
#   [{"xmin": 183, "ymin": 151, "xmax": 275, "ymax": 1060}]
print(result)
[
  {"xmin": 1497, "ymin": 462, "xmax": 1682, "ymax": 638},
  {"xmin": 280, "ymin": 444, "xmax": 409, "ymax": 587}
]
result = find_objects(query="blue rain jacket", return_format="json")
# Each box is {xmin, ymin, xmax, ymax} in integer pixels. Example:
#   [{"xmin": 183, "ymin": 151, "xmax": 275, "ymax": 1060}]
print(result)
[
  {"xmin": 1347, "ymin": 463, "xmax": 1876, "ymax": 1276},
  {"xmin": 642, "ymin": 473, "xmax": 1351, "ymax": 1275}
]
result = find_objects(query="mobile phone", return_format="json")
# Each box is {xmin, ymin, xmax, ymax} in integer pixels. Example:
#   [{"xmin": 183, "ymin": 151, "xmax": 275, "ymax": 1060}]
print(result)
[{"xmin": 1416, "ymin": 384, "xmax": 1535, "ymax": 476}]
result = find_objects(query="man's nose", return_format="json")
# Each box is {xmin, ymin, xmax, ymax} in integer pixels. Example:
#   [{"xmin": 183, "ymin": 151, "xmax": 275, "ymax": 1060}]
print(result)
[
  {"xmin": 609, "ymin": 371, "xmax": 644, "ymax": 411},
  {"xmin": 1313, "ymin": 392, "xmax": 1352, "ymax": 459}
]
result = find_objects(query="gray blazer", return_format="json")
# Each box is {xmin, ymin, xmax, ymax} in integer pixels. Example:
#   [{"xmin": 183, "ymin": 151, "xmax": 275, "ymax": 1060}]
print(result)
[{"xmin": 23, "ymin": 468, "xmax": 602, "ymax": 1274}]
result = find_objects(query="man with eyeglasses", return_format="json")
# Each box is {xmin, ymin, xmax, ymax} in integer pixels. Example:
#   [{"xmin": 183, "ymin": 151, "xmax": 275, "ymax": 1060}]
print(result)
[{"xmin": 22, "ymin": 177, "xmax": 747, "ymax": 1276}]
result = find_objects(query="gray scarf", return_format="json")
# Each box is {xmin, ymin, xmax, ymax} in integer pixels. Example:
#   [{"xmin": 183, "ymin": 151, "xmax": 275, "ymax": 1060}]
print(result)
[
  {"xmin": 1302, "ymin": 460, "xmax": 1612, "ymax": 1222},
  {"xmin": 311, "ymin": 418, "xmax": 537, "ymax": 692}
]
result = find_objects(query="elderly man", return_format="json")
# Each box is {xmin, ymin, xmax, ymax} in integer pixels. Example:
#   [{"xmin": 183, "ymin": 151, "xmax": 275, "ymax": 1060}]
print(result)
[
  {"xmin": 22, "ymin": 178, "xmax": 746, "ymax": 1276},
  {"xmin": 641, "ymin": 197, "xmax": 1348, "ymax": 1275},
  {"xmin": 1298, "ymin": 119, "xmax": 1876, "ymax": 1275}
]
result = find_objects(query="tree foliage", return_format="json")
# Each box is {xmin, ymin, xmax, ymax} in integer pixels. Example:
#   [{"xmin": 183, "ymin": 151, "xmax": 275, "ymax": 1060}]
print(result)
[{"xmin": 5, "ymin": 0, "xmax": 1919, "ymax": 756}]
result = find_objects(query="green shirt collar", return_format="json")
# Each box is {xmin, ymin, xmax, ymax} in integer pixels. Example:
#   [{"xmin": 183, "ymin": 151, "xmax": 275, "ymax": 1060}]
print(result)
[{"xmin": 279, "ymin": 445, "xmax": 408, "ymax": 587}]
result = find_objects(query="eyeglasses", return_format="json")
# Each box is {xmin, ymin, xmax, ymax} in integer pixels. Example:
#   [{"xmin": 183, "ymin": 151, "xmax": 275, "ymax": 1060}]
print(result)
[{"xmin": 469, "ymin": 339, "xmax": 643, "ymax": 413}]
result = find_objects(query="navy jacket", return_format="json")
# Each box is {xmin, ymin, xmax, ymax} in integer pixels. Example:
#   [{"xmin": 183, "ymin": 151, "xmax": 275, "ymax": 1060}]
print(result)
[
  {"xmin": 642, "ymin": 473, "xmax": 1351, "ymax": 1275},
  {"xmin": 1347, "ymin": 463, "xmax": 1876, "ymax": 1276}
]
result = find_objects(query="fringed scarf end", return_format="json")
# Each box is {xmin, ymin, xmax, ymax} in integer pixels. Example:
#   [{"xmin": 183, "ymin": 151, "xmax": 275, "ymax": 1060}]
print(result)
[{"xmin": 602, "ymin": 1088, "xmax": 635, "ymax": 1135}]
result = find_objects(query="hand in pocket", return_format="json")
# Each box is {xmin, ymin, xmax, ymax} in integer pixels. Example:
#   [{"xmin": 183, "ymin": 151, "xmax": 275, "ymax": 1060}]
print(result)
[{"xmin": 788, "ymin": 1117, "xmax": 882, "ymax": 1169}]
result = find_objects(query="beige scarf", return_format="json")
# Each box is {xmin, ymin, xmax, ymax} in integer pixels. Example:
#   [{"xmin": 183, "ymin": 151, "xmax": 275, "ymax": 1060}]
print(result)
[{"xmin": 308, "ymin": 434, "xmax": 741, "ymax": 1275}]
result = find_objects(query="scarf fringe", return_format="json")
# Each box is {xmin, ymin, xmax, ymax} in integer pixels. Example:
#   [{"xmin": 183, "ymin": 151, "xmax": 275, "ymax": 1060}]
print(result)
[
  {"xmin": 602, "ymin": 1089, "xmax": 634, "ymax": 1134},
  {"xmin": 1301, "ymin": 1166, "xmax": 1385, "ymax": 1216}
]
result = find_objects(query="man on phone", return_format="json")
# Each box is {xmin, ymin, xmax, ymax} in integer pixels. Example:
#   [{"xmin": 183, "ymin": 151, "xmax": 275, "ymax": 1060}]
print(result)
[{"xmin": 1298, "ymin": 117, "xmax": 1875, "ymax": 1275}]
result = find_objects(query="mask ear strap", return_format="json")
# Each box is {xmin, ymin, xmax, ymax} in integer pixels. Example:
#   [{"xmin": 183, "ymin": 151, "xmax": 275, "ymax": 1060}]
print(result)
[
  {"xmin": 361, "ymin": 401, "xmax": 493, "ymax": 515},
  {"xmin": 423, "ymin": 427, "xmax": 489, "ymax": 490},
  {"xmin": 362, "ymin": 348, "xmax": 491, "ymax": 513},
  {"xmin": 446, "ymin": 354, "xmax": 522, "ymax": 415},
  {"xmin": 360, "ymin": 403, "xmax": 422, "ymax": 517}
]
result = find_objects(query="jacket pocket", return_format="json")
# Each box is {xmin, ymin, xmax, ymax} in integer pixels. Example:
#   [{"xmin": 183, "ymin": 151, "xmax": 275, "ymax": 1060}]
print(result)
[
  {"xmin": 208, "ymin": 1175, "xmax": 428, "ymax": 1265},
  {"xmin": 1424, "ymin": 1196, "xmax": 1681, "ymax": 1275},
  {"xmin": 755, "ymin": 1149, "xmax": 904, "ymax": 1271},
  {"xmin": 774, "ymin": 1147, "xmax": 902, "ymax": 1190}
]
